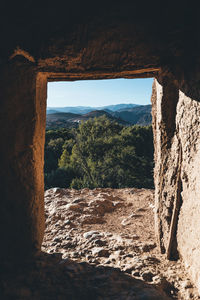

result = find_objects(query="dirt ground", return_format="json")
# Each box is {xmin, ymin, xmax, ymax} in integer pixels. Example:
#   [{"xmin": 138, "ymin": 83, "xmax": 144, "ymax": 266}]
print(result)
[{"xmin": 41, "ymin": 187, "xmax": 200, "ymax": 300}]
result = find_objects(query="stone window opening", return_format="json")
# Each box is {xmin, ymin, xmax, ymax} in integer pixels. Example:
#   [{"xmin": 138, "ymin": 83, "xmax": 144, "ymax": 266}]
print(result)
[{"xmin": 42, "ymin": 77, "xmax": 158, "ymax": 268}]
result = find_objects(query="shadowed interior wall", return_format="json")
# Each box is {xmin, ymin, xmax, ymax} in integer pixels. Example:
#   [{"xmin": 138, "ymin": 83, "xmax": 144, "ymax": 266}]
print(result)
[{"xmin": 0, "ymin": 58, "xmax": 47, "ymax": 259}]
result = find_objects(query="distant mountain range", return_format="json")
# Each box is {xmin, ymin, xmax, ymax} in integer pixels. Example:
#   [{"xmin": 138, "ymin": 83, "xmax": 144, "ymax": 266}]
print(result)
[
  {"xmin": 46, "ymin": 104, "xmax": 152, "ymax": 129},
  {"xmin": 46, "ymin": 103, "xmax": 139, "ymax": 115},
  {"xmin": 110, "ymin": 105, "xmax": 152, "ymax": 126}
]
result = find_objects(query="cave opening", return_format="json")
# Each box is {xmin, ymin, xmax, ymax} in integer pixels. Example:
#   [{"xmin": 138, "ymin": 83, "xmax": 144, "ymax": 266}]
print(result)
[{"xmin": 42, "ymin": 77, "xmax": 157, "ymax": 267}]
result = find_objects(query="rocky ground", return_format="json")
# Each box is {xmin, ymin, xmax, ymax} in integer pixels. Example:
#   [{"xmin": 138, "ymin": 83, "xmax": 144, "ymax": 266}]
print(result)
[
  {"xmin": 1, "ymin": 188, "xmax": 199, "ymax": 299},
  {"xmin": 42, "ymin": 187, "xmax": 199, "ymax": 300}
]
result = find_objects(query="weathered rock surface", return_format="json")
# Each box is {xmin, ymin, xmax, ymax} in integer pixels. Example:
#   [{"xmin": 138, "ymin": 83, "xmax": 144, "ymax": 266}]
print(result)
[{"xmin": 152, "ymin": 76, "xmax": 200, "ymax": 293}]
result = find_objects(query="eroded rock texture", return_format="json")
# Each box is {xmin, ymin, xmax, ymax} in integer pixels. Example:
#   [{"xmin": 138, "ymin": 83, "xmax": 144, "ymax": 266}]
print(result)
[{"xmin": 152, "ymin": 73, "xmax": 200, "ymax": 293}]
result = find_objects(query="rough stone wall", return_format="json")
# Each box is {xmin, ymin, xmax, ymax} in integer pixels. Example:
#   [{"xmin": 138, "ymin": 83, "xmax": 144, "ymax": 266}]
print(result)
[
  {"xmin": 152, "ymin": 74, "xmax": 200, "ymax": 292},
  {"xmin": 176, "ymin": 92, "xmax": 200, "ymax": 292},
  {"xmin": 0, "ymin": 58, "xmax": 47, "ymax": 260},
  {"xmin": 152, "ymin": 77, "xmax": 180, "ymax": 257}
]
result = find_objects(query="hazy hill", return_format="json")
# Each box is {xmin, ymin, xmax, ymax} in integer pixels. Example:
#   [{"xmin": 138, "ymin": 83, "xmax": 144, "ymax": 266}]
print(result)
[
  {"xmin": 46, "ymin": 112, "xmax": 81, "ymax": 120},
  {"xmin": 47, "ymin": 106, "xmax": 92, "ymax": 115},
  {"xmin": 46, "ymin": 112, "xmax": 81, "ymax": 129},
  {"xmin": 111, "ymin": 105, "xmax": 152, "ymax": 126},
  {"xmin": 46, "ymin": 110, "xmax": 129, "ymax": 129},
  {"xmin": 101, "ymin": 103, "xmax": 138, "ymax": 111},
  {"xmin": 78, "ymin": 110, "xmax": 129, "ymax": 125},
  {"xmin": 47, "ymin": 109, "xmax": 60, "ymax": 114}
]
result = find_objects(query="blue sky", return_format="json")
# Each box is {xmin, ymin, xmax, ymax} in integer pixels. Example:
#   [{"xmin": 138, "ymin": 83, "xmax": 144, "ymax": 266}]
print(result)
[{"xmin": 47, "ymin": 78, "xmax": 154, "ymax": 107}]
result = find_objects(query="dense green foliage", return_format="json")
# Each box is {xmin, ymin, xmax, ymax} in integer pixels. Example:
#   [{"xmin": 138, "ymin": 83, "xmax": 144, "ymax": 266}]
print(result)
[{"xmin": 44, "ymin": 116, "xmax": 154, "ymax": 189}]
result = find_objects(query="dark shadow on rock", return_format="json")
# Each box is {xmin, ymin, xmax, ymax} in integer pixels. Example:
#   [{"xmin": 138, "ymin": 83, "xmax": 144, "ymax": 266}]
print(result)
[{"xmin": 0, "ymin": 252, "xmax": 174, "ymax": 300}]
